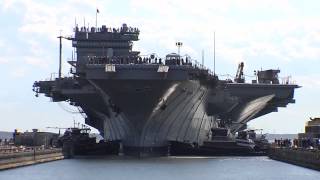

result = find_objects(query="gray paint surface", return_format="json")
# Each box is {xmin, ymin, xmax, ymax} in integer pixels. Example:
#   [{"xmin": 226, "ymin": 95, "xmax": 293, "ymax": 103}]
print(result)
[{"xmin": 33, "ymin": 23, "xmax": 299, "ymax": 153}]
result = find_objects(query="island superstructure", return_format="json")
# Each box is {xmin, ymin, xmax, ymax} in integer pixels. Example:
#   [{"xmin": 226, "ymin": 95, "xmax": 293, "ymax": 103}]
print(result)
[{"xmin": 33, "ymin": 23, "xmax": 299, "ymax": 156}]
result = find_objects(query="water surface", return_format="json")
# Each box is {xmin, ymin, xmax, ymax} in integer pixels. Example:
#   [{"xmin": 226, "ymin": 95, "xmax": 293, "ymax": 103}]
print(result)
[{"xmin": 0, "ymin": 156, "xmax": 319, "ymax": 180}]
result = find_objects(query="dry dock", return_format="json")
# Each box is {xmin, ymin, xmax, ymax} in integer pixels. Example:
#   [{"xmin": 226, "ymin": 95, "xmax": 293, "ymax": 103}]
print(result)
[
  {"xmin": 268, "ymin": 147, "xmax": 320, "ymax": 171},
  {"xmin": 0, "ymin": 148, "xmax": 64, "ymax": 170}
]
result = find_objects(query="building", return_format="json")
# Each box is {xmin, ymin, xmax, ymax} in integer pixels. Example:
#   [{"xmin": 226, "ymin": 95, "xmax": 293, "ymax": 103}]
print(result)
[{"xmin": 13, "ymin": 129, "xmax": 59, "ymax": 147}]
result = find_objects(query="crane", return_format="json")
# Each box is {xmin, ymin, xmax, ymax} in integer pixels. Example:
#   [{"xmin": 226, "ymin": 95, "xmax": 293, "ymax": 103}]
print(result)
[
  {"xmin": 234, "ymin": 62, "xmax": 245, "ymax": 83},
  {"xmin": 46, "ymin": 127, "xmax": 70, "ymax": 135},
  {"xmin": 46, "ymin": 123, "xmax": 91, "ymax": 135}
]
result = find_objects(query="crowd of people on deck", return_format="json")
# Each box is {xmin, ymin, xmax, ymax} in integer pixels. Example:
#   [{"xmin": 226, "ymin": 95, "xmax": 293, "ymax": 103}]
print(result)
[
  {"xmin": 274, "ymin": 139, "xmax": 292, "ymax": 147},
  {"xmin": 274, "ymin": 138, "xmax": 320, "ymax": 150},
  {"xmin": 75, "ymin": 25, "xmax": 140, "ymax": 34},
  {"xmin": 88, "ymin": 56, "xmax": 164, "ymax": 65},
  {"xmin": 87, "ymin": 56, "xmax": 193, "ymax": 66}
]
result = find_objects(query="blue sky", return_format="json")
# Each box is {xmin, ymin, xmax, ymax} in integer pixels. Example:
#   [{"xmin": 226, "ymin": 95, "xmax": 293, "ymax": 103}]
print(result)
[{"xmin": 0, "ymin": 0, "xmax": 320, "ymax": 134}]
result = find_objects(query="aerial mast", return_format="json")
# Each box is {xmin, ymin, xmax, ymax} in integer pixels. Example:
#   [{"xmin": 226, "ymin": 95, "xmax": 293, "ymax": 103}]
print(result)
[
  {"xmin": 96, "ymin": 8, "xmax": 99, "ymax": 31},
  {"xmin": 58, "ymin": 32, "xmax": 62, "ymax": 78},
  {"xmin": 202, "ymin": 49, "xmax": 204, "ymax": 68},
  {"xmin": 214, "ymin": 31, "xmax": 216, "ymax": 75}
]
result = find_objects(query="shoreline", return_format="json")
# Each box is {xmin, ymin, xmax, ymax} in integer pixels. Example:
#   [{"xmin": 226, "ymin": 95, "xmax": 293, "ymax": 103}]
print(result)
[{"xmin": 0, "ymin": 149, "xmax": 64, "ymax": 170}]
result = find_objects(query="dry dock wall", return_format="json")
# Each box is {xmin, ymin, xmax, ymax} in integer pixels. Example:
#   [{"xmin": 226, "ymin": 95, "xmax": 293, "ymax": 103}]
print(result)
[
  {"xmin": 0, "ymin": 149, "xmax": 64, "ymax": 170},
  {"xmin": 268, "ymin": 148, "xmax": 320, "ymax": 171}
]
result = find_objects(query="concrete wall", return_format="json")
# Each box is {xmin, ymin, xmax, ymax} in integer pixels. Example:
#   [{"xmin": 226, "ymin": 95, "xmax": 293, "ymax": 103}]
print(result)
[
  {"xmin": 268, "ymin": 148, "xmax": 320, "ymax": 171},
  {"xmin": 0, "ymin": 149, "xmax": 64, "ymax": 170}
]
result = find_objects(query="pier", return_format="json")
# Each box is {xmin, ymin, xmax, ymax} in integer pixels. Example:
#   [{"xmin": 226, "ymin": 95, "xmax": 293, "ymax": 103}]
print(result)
[
  {"xmin": 268, "ymin": 147, "xmax": 320, "ymax": 171},
  {"xmin": 0, "ymin": 148, "xmax": 64, "ymax": 170}
]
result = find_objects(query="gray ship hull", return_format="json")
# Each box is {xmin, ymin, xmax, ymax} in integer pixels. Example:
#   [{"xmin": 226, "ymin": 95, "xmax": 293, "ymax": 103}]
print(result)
[
  {"xmin": 34, "ymin": 64, "xmax": 297, "ymax": 156},
  {"xmin": 33, "ymin": 22, "xmax": 299, "ymax": 156},
  {"xmin": 74, "ymin": 66, "xmax": 217, "ymax": 155},
  {"xmin": 91, "ymin": 79, "xmax": 215, "ymax": 148}
]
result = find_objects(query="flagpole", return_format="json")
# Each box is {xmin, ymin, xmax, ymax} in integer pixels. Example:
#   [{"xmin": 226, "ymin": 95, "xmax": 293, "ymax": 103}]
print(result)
[
  {"xmin": 214, "ymin": 31, "xmax": 216, "ymax": 76},
  {"xmin": 95, "ymin": 9, "xmax": 98, "ymax": 32}
]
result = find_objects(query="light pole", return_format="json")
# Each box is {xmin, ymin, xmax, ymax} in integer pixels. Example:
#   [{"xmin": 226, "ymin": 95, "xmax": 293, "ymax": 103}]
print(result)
[
  {"xmin": 176, "ymin": 42, "xmax": 183, "ymax": 57},
  {"xmin": 57, "ymin": 35, "xmax": 72, "ymax": 78}
]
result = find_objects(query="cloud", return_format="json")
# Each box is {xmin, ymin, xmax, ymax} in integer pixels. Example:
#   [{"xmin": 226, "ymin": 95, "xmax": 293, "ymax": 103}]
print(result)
[
  {"xmin": 294, "ymin": 74, "xmax": 320, "ymax": 89},
  {"xmin": 12, "ymin": 0, "xmax": 108, "ymax": 41},
  {"xmin": 25, "ymin": 56, "xmax": 50, "ymax": 69},
  {"xmin": 1, "ymin": 0, "xmax": 19, "ymax": 11},
  {"xmin": 128, "ymin": 0, "xmax": 320, "ymax": 64},
  {"xmin": 1, "ymin": 0, "xmax": 319, "ymax": 71},
  {"xmin": 10, "ymin": 67, "xmax": 28, "ymax": 78},
  {"xmin": 0, "ymin": 57, "xmax": 9, "ymax": 64},
  {"xmin": 0, "ymin": 39, "xmax": 4, "ymax": 47},
  {"xmin": 6, "ymin": 0, "xmax": 317, "ymax": 65}
]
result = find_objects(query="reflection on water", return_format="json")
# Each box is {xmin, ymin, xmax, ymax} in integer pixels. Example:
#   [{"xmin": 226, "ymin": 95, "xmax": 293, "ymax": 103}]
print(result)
[{"xmin": 0, "ymin": 156, "xmax": 319, "ymax": 180}]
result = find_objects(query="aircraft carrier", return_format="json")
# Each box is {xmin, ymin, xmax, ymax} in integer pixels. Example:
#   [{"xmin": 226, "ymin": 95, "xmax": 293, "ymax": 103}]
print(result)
[{"xmin": 33, "ymin": 23, "xmax": 299, "ymax": 156}]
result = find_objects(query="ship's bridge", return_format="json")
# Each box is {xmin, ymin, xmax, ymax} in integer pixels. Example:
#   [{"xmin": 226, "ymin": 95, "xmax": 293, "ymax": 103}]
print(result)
[
  {"xmin": 71, "ymin": 23, "xmax": 140, "ymax": 74},
  {"xmin": 73, "ymin": 23, "xmax": 140, "ymax": 41}
]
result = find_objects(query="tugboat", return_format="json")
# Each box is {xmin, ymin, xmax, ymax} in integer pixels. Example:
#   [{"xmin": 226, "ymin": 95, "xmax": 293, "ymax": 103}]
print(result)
[
  {"xmin": 170, "ymin": 128, "xmax": 260, "ymax": 156},
  {"xmin": 58, "ymin": 128, "xmax": 118, "ymax": 158},
  {"xmin": 245, "ymin": 129, "xmax": 270, "ymax": 152}
]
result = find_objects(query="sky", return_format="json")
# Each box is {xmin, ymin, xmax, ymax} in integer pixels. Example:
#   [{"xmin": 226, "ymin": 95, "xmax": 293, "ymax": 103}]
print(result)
[{"xmin": 0, "ymin": 0, "xmax": 320, "ymax": 134}]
